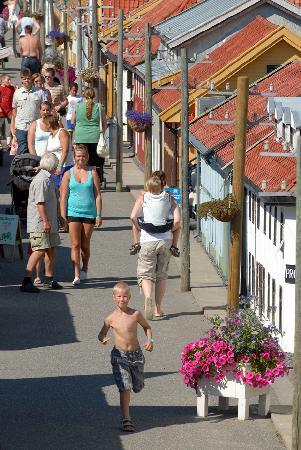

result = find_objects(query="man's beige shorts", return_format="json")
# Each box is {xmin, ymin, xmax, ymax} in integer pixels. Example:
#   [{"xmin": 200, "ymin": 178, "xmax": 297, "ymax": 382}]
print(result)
[
  {"xmin": 137, "ymin": 239, "xmax": 172, "ymax": 286},
  {"xmin": 30, "ymin": 232, "xmax": 60, "ymax": 251}
]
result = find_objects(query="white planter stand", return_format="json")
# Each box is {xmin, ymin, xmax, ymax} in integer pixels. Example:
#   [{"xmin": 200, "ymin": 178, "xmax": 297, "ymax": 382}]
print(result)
[{"xmin": 197, "ymin": 372, "xmax": 270, "ymax": 420}]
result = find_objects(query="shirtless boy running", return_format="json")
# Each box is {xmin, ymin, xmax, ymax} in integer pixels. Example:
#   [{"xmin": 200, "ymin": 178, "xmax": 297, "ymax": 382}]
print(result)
[{"xmin": 98, "ymin": 281, "xmax": 153, "ymax": 432}]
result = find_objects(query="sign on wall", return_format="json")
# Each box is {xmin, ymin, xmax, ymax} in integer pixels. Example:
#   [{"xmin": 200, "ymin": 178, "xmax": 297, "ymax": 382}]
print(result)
[
  {"xmin": 285, "ymin": 264, "xmax": 296, "ymax": 284},
  {"xmin": 165, "ymin": 187, "xmax": 181, "ymax": 207},
  {"xmin": 0, "ymin": 214, "xmax": 19, "ymax": 245}
]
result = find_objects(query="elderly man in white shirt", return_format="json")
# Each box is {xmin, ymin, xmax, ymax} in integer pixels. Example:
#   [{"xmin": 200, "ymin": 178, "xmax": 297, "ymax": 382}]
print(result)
[{"xmin": 11, "ymin": 68, "xmax": 44, "ymax": 154}]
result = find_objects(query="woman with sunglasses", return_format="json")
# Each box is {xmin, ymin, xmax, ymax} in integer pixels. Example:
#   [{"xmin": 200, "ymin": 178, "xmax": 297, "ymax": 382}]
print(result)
[{"xmin": 32, "ymin": 73, "xmax": 52, "ymax": 104}]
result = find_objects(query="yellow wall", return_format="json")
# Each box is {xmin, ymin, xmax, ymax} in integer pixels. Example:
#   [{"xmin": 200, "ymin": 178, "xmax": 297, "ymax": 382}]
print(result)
[{"xmin": 219, "ymin": 40, "xmax": 299, "ymax": 91}]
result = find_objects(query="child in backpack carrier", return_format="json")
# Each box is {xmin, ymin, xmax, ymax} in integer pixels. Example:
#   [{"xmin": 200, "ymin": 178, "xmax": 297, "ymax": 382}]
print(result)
[{"xmin": 130, "ymin": 172, "xmax": 180, "ymax": 257}]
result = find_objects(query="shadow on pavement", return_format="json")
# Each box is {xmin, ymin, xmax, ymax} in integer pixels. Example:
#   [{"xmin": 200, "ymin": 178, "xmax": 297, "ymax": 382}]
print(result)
[
  {"xmin": 0, "ymin": 371, "xmax": 186, "ymax": 450},
  {"xmin": 0, "ymin": 287, "xmax": 78, "ymax": 350}
]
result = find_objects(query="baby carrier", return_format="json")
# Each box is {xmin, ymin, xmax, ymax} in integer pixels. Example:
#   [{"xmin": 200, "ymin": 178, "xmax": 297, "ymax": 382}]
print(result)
[
  {"xmin": 9, "ymin": 154, "xmax": 41, "ymax": 221},
  {"xmin": 138, "ymin": 191, "xmax": 174, "ymax": 233}
]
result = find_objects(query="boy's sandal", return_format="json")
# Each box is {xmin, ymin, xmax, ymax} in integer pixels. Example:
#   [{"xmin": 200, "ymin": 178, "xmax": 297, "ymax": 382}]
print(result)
[
  {"xmin": 170, "ymin": 245, "xmax": 180, "ymax": 257},
  {"xmin": 129, "ymin": 243, "xmax": 141, "ymax": 255},
  {"xmin": 121, "ymin": 418, "xmax": 135, "ymax": 432}
]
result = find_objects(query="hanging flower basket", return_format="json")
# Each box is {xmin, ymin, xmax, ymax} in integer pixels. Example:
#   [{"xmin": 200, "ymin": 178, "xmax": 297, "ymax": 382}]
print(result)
[
  {"xmin": 198, "ymin": 194, "xmax": 239, "ymax": 222},
  {"xmin": 47, "ymin": 30, "xmax": 69, "ymax": 47},
  {"xmin": 32, "ymin": 10, "xmax": 44, "ymax": 20},
  {"xmin": 126, "ymin": 110, "xmax": 152, "ymax": 133},
  {"xmin": 79, "ymin": 67, "xmax": 99, "ymax": 83}
]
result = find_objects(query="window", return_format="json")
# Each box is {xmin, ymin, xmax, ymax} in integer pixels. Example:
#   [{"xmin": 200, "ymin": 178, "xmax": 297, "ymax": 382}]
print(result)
[
  {"xmin": 251, "ymin": 255, "xmax": 255, "ymax": 294},
  {"xmin": 263, "ymin": 204, "xmax": 267, "ymax": 235},
  {"xmin": 279, "ymin": 286, "xmax": 283, "ymax": 333},
  {"xmin": 248, "ymin": 191, "xmax": 252, "ymax": 221},
  {"xmin": 272, "ymin": 279, "xmax": 276, "ymax": 325},
  {"xmin": 267, "ymin": 273, "xmax": 271, "ymax": 319},
  {"xmin": 280, "ymin": 211, "xmax": 284, "ymax": 257},
  {"xmin": 267, "ymin": 64, "xmax": 280, "ymax": 74},
  {"xmin": 257, "ymin": 198, "xmax": 260, "ymax": 229},
  {"xmin": 269, "ymin": 206, "xmax": 272, "ymax": 240},
  {"xmin": 252, "ymin": 194, "xmax": 255, "ymax": 224},
  {"xmin": 273, "ymin": 206, "xmax": 277, "ymax": 246},
  {"xmin": 248, "ymin": 252, "xmax": 251, "ymax": 292},
  {"xmin": 258, "ymin": 264, "xmax": 265, "ymax": 316}
]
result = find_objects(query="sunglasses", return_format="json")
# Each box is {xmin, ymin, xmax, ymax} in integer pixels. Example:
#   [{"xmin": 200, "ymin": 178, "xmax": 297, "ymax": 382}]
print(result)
[{"xmin": 45, "ymin": 75, "xmax": 52, "ymax": 79}]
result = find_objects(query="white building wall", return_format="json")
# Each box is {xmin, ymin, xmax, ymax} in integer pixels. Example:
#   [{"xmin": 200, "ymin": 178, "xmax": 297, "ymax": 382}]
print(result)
[{"xmin": 246, "ymin": 190, "xmax": 296, "ymax": 352}]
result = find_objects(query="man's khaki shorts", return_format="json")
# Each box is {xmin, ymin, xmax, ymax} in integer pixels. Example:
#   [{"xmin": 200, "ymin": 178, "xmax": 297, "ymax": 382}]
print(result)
[
  {"xmin": 137, "ymin": 239, "xmax": 172, "ymax": 286},
  {"xmin": 30, "ymin": 232, "xmax": 60, "ymax": 251}
]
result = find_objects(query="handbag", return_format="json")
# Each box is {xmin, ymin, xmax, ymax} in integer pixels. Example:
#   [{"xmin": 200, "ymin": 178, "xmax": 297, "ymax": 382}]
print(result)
[
  {"xmin": 96, "ymin": 103, "xmax": 108, "ymax": 158},
  {"xmin": 96, "ymin": 131, "xmax": 108, "ymax": 158}
]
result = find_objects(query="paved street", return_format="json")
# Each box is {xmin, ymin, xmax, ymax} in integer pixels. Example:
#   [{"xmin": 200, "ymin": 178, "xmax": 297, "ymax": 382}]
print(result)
[{"xmin": 0, "ymin": 152, "xmax": 285, "ymax": 450}]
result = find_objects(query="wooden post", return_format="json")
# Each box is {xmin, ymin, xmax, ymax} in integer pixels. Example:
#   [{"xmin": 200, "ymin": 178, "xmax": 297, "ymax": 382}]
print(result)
[
  {"xmin": 92, "ymin": 0, "xmax": 99, "ymax": 101},
  {"xmin": 227, "ymin": 76, "xmax": 249, "ymax": 311},
  {"xmin": 144, "ymin": 22, "xmax": 152, "ymax": 183},
  {"xmin": 180, "ymin": 47, "xmax": 190, "ymax": 292},
  {"xmin": 63, "ymin": 6, "xmax": 68, "ymax": 93},
  {"xmin": 116, "ymin": 9, "xmax": 123, "ymax": 192},
  {"xmin": 76, "ymin": 0, "xmax": 83, "ymax": 94},
  {"xmin": 292, "ymin": 135, "xmax": 301, "ymax": 449},
  {"xmin": 49, "ymin": 0, "xmax": 56, "ymax": 52},
  {"xmin": 39, "ymin": 0, "xmax": 45, "ymax": 55}
]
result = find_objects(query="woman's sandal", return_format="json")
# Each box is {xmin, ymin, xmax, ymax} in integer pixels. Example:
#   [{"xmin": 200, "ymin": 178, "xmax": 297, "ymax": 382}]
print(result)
[
  {"xmin": 129, "ymin": 243, "xmax": 141, "ymax": 255},
  {"xmin": 33, "ymin": 277, "xmax": 43, "ymax": 285},
  {"xmin": 121, "ymin": 418, "xmax": 135, "ymax": 432},
  {"xmin": 170, "ymin": 245, "xmax": 180, "ymax": 257}
]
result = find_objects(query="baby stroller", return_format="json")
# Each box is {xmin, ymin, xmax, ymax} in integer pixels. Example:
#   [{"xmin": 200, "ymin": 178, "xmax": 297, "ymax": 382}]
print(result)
[{"xmin": 9, "ymin": 154, "xmax": 41, "ymax": 222}]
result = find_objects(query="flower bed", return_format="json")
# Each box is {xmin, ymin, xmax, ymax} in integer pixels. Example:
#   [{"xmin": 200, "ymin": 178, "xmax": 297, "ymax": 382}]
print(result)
[
  {"xmin": 180, "ymin": 309, "xmax": 289, "ymax": 391},
  {"xmin": 126, "ymin": 110, "xmax": 152, "ymax": 132}
]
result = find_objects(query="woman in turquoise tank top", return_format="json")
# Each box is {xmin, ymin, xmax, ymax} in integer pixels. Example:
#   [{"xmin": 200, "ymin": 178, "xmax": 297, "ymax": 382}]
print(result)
[{"xmin": 60, "ymin": 144, "xmax": 102, "ymax": 286}]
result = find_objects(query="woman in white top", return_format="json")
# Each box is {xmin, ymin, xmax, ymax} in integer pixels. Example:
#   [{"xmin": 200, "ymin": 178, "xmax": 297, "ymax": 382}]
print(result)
[
  {"xmin": 45, "ymin": 114, "xmax": 73, "ymax": 187},
  {"xmin": 28, "ymin": 101, "xmax": 52, "ymax": 157}
]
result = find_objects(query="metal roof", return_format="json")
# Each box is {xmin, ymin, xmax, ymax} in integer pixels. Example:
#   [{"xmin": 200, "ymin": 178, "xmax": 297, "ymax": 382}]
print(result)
[
  {"xmin": 136, "ymin": 58, "xmax": 179, "ymax": 80},
  {"xmin": 154, "ymin": 0, "xmax": 301, "ymax": 44},
  {"xmin": 155, "ymin": 0, "xmax": 247, "ymax": 40}
]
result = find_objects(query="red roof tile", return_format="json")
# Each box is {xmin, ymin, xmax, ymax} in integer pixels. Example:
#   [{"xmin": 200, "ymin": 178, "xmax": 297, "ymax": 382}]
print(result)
[
  {"xmin": 100, "ymin": 0, "xmax": 150, "ymax": 19},
  {"xmin": 190, "ymin": 60, "xmax": 301, "ymax": 191},
  {"xmin": 153, "ymin": 16, "xmax": 278, "ymax": 111},
  {"xmin": 106, "ymin": 0, "xmax": 203, "ymax": 65},
  {"xmin": 245, "ymin": 137, "xmax": 296, "ymax": 193}
]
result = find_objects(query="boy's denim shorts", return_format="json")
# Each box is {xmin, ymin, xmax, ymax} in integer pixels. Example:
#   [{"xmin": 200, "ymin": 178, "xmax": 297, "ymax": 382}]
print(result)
[{"xmin": 111, "ymin": 347, "xmax": 145, "ymax": 393}]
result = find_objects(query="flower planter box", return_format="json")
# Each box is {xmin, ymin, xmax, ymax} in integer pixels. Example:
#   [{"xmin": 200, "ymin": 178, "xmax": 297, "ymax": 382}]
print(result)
[{"xmin": 197, "ymin": 372, "xmax": 270, "ymax": 420}]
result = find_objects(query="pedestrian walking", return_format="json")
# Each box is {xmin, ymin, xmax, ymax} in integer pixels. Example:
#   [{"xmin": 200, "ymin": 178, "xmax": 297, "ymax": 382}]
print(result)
[
  {"xmin": 60, "ymin": 144, "xmax": 102, "ymax": 285},
  {"xmin": 44, "ymin": 67, "xmax": 68, "ymax": 116},
  {"xmin": 0, "ymin": 12, "xmax": 7, "ymax": 47},
  {"xmin": 15, "ymin": 9, "xmax": 39, "ymax": 36},
  {"xmin": 11, "ymin": 68, "xmax": 44, "ymax": 154},
  {"xmin": 44, "ymin": 114, "xmax": 73, "ymax": 187},
  {"xmin": 72, "ymin": 87, "xmax": 106, "ymax": 182},
  {"xmin": 66, "ymin": 82, "xmax": 82, "ymax": 133},
  {"xmin": 28, "ymin": 101, "xmax": 51, "ymax": 157},
  {"xmin": 32, "ymin": 73, "xmax": 52, "ymax": 103},
  {"xmin": 130, "ymin": 174, "xmax": 181, "ymax": 320},
  {"xmin": 19, "ymin": 25, "xmax": 42, "ymax": 74},
  {"xmin": 98, "ymin": 281, "xmax": 153, "ymax": 433},
  {"xmin": 0, "ymin": 74, "xmax": 15, "ymax": 150},
  {"xmin": 20, "ymin": 152, "xmax": 62, "ymax": 293}
]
